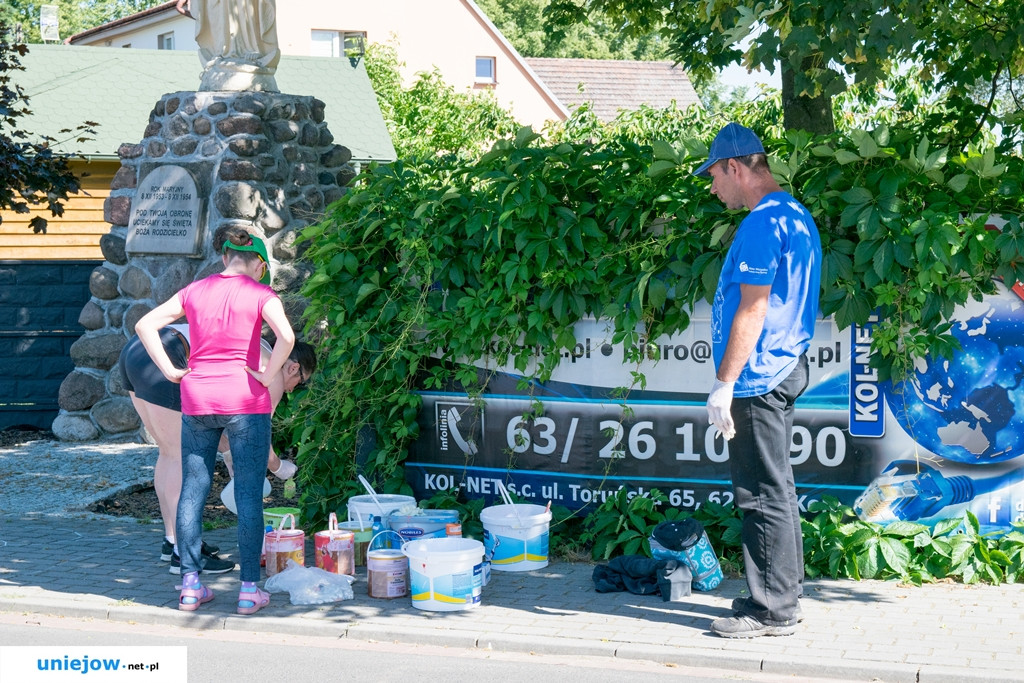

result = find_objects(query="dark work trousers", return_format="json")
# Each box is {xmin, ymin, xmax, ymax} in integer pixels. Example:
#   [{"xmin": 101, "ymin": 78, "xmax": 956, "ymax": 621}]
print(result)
[{"xmin": 728, "ymin": 354, "xmax": 809, "ymax": 626}]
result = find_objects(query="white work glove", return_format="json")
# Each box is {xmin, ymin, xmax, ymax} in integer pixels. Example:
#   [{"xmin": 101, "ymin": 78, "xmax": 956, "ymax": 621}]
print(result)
[
  {"xmin": 707, "ymin": 379, "xmax": 736, "ymax": 441},
  {"xmin": 271, "ymin": 458, "xmax": 298, "ymax": 480}
]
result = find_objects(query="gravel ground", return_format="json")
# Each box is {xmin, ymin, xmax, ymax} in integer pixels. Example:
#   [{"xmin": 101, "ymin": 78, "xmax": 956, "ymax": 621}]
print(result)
[{"xmin": 0, "ymin": 436, "xmax": 158, "ymax": 519}]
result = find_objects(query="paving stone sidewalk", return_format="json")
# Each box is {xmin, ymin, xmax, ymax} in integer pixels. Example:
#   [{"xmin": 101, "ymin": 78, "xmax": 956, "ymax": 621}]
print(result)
[
  {"xmin": 1, "ymin": 439, "xmax": 1022, "ymax": 682},
  {"xmin": 1, "ymin": 517, "xmax": 1021, "ymax": 683}
]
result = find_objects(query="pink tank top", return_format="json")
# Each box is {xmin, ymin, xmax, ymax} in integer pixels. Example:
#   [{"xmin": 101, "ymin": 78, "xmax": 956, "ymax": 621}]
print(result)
[{"xmin": 178, "ymin": 273, "xmax": 277, "ymax": 415}]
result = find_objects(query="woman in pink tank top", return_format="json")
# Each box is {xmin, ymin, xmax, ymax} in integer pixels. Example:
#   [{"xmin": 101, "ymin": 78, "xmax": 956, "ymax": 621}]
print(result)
[{"xmin": 136, "ymin": 225, "xmax": 294, "ymax": 615}]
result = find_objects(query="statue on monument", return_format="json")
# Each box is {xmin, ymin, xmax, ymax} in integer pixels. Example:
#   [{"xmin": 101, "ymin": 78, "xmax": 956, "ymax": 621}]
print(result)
[{"xmin": 175, "ymin": 0, "xmax": 280, "ymax": 92}]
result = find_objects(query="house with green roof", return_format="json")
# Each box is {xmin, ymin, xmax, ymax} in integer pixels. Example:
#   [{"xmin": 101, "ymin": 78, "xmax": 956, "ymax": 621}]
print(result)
[
  {"xmin": 0, "ymin": 43, "xmax": 394, "ymax": 431},
  {"xmin": 1, "ymin": 43, "xmax": 395, "ymax": 261}
]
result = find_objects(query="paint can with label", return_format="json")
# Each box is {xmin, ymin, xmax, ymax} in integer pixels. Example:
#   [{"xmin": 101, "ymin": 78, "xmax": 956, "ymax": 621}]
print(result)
[
  {"xmin": 264, "ymin": 513, "xmax": 305, "ymax": 577},
  {"xmin": 314, "ymin": 512, "xmax": 355, "ymax": 576},
  {"xmin": 367, "ymin": 548, "xmax": 408, "ymax": 599}
]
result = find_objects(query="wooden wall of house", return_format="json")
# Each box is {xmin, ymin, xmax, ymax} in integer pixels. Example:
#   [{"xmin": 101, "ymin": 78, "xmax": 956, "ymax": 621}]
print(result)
[
  {"xmin": 0, "ymin": 159, "xmax": 112, "ymax": 430},
  {"xmin": 0, "ymin": 159, "xmax": 115, "ymax": 260}
]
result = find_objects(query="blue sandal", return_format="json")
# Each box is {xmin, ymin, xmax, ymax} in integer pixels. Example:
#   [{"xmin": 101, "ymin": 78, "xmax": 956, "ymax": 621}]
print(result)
[{"xmin": 178, "ymin": 584, "xmax": 214, "ymax": 611}]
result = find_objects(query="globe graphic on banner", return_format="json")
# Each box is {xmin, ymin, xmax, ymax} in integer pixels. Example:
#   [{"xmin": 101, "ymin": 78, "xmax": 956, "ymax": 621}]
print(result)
[{"xmin": 882, "ymin": 281, "xmax": 1024, "ymax": 464}]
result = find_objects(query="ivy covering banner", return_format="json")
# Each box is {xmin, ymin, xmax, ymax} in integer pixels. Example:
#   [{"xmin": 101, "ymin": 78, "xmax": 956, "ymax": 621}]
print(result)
[
  {"xmin": 407, "ymin": 287, "xmax": 1024, "ymax": 535},
  {"xmin": 294, "ymin": 104, "xmax": 1024, "ymax": 539}
]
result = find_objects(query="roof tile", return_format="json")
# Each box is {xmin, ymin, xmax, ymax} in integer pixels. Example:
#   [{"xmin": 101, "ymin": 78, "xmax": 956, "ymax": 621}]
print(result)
[{"xmin": 525, "ymin": 58, "xmax": 701, "ymax": 122}]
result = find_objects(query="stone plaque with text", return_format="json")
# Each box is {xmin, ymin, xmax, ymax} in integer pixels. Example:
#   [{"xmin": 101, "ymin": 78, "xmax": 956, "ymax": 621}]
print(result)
[{"xmin": 126, "ymin": 165, "xmax": 204, "ymax": 256}]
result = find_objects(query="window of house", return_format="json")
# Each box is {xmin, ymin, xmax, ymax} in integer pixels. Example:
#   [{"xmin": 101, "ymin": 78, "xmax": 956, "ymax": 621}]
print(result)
[
  {"xmin": 157, "ymin": 32, "xmax": 174, "ymax": 50},
  {"xmin": 475, "ymin": 57, "xmax": 496, "ymax": 84},
  {"xmin": 311, "ymin": 30, "xmax": 366, "ymax": 58}
]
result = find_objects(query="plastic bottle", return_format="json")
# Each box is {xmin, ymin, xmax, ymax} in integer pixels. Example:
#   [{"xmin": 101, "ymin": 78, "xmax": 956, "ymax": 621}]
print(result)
[{"xmin": 370, "ymin": 515, "xmax": 387, "ymax": 550}]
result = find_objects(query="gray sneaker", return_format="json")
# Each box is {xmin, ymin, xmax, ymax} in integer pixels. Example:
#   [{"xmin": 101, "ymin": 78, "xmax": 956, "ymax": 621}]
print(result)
[
  {"xmin": 711, "ymin": 614, "xmax": 797, "ymax": 638},
  {"xmin": 731, "ymin": 597, "xmax": 804, "ymax": 623}
]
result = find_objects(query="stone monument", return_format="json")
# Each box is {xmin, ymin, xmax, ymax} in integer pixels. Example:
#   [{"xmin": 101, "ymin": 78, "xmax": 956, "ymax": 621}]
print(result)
[{"xmin": 53, "ymin": 2, "xmax": 355, "ymax": 440}]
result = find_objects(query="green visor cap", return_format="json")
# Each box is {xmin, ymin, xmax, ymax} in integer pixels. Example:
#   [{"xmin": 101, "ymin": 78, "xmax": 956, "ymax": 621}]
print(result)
[{"xmin": 223, "ymin": 234, "xmax": 271, "ymax": 285}]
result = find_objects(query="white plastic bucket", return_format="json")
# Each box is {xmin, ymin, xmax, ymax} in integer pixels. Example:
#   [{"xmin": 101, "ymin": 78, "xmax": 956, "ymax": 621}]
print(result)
[
  {"xmin": 389, "ymin": 509, "xmax": 460, "ymax": 542},
  {"xmin": 403, "ymin": 537, "xmax": 484, "ymax": 611},
  {"xmin": 480, "ymin": 503, "xmax": 552, "ymax": 571},
  {"xmin": 347, "ymin": 494, "xmax": 416, "ymax": 526}
]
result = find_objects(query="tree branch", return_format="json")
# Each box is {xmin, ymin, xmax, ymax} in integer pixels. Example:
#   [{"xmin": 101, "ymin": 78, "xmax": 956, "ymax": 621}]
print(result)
[{"xmin": 963, "ymin": 63, "xmax": 1003, "ymax": 145}]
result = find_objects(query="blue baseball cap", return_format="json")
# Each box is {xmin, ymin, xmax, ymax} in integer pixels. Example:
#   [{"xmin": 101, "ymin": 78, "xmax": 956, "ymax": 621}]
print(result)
[{"xmin": 693, "ymin": 123, "xmax": 766, "ymax": 177}]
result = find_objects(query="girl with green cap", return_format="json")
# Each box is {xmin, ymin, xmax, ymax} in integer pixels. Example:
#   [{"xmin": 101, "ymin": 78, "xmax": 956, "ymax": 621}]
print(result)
[{"xmin": 136, "ymin": 224, "xmax": 294, "ymax": 615}]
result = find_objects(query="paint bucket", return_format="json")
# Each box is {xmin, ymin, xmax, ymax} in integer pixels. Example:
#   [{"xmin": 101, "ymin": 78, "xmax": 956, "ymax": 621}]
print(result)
[
  {"xmin": 347, "ymin": 494, "xmax": 416, "ymax": 527},
  {"xmin": 264, "ymin": 513, "xmax": 305, "ymax": 577},
  {"xmin": 480, "ymin": 503, "xmax": 552, "ymax": 571},
  {"xmin": 314, "ymin": 512, "xmax": 355, "ymax": 576},
  {"xmin": 389, "ymin": 509, "xmax": 460, "ymax": 542},
  {"xmin": 338, "ymin": 520, "xmax": 373, "ymax": 567},
  {"xmin": 366, "ymin": 548, "xmax": 408, "ymax": 599},
  {"xmin": 403, "ymin": 537, "xmax": 484, "ymax": 612}
]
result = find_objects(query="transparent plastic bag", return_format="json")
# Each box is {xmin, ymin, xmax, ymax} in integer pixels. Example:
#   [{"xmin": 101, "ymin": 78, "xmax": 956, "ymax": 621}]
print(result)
[{"xmin": 264, "ymin": 559, "xmax": 355, "ymax": 605}]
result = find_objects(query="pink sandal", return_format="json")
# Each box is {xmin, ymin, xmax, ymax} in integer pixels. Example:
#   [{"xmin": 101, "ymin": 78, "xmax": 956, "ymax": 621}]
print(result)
[
  {"xmin": 178, "ymin": 585, "xmax": 214, "ymax": 611},
  {"xmin": 236, "ymin": 586, "xmax": 270, "ymax": 615}
]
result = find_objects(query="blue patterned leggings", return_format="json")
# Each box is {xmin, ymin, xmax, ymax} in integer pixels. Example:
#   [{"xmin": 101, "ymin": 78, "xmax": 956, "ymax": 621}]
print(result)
[{"xmin": 177, "ymin": 413, "xmax": 270, "ymax": 582}]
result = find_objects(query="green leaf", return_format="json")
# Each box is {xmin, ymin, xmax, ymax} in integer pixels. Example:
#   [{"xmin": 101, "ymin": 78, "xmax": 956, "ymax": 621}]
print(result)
[
  {"xmin": 857, "ymin": 134, "xmax": 879, "ymax": 159},
  {"xmin": 883, "ymin": 521, "xmax": 930, "ymax": 538},
  {"xmin": 413, "ymin": 200, "xmax": 434, "ymax": 219},
  {"xmin": 652, "ymin": 140, "xmax": 678, "ymax": 162},
  {"xmin": 836, "ymin": 291, "xmax": 872, "ymax": 328},
  {"xmin": 647, "ymin": 159, "xmax": 678, "ymax": 178},
  {"xmin": 879, "ymin": 536, "xmax": 912, "ymax": 573},
  {"xmin": 948, "ymin": 174, "xmax": 970, "ymax": 193},
  {"xmin": 931, "ymin": 517, "xmax": 962, "ymax": 537},
  {"xmin": 647, "ymin": 278, "xmax": 668, "ymax": 309},
  {"xmin": 355, "ymin": 282, "xmax": 378, "ymax": 306},
  {"xmin": 842, "ymin": 187, "xmax": 873, "ymax": 205},
  {"xmin": 834, "ymin": 149, "xmax": 861, "ymax": 165},
  {"xmin": 514, "ymin": 126, "xmax": 541, "ymax": 148},
  {"xmin": 873, "ymin": 241, "xmax": 894, "ymax": 279}
]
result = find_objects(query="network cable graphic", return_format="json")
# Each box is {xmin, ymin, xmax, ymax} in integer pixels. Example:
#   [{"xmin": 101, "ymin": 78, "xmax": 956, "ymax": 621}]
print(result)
[{"xmin": 854, "ymin": 459, "xmax": 1024, "ymax": 523}]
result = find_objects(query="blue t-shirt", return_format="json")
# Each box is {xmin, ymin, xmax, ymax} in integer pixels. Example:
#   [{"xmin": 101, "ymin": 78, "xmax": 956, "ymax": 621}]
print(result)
[{"xmin": 711, "ymin": 191, "xmax": 822, "ymax": 397}]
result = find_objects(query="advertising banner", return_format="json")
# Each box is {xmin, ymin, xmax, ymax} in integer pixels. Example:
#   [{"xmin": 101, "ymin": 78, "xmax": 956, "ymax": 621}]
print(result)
[{"xmin": 406, "ymin": 283, "xmax": 1024, "ymax": 533}]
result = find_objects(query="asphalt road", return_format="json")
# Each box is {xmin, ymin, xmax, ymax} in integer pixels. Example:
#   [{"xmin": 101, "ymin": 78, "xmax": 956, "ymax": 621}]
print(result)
[{"xmin": 0, "ymin": 613, "xmax": 822, "ymax": 683}]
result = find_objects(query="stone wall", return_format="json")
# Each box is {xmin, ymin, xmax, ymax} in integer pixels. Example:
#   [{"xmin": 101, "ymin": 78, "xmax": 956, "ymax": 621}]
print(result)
[{"xmin": 52, "ymin": 90, "xmax": 354, "ymax": 441}]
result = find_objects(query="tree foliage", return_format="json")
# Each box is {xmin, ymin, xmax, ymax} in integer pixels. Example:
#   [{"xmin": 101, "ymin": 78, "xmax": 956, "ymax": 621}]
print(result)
[
  {"xmin": 0, "ymin": 24, "xmax": 90, "ymax": 233},
  {"xmin": 475, "ymin": 0, "xmax": 665, "ymax": 61},
  {"xmin": 363, "ymin": 42, "xmax": 519, "ymax": 161},
  {"xmin": 0, "ymin": 0, "xmax": 163, "ymax": 43},
  {"xmin": 545, "ymin": 0, "xmax": 1024, "ymax": 136}
]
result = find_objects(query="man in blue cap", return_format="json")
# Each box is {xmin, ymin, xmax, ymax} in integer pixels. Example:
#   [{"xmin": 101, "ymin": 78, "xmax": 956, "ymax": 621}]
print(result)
[{"xmin": 694, "ymin": 123, "xmax": 822, "ymax": 638}]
